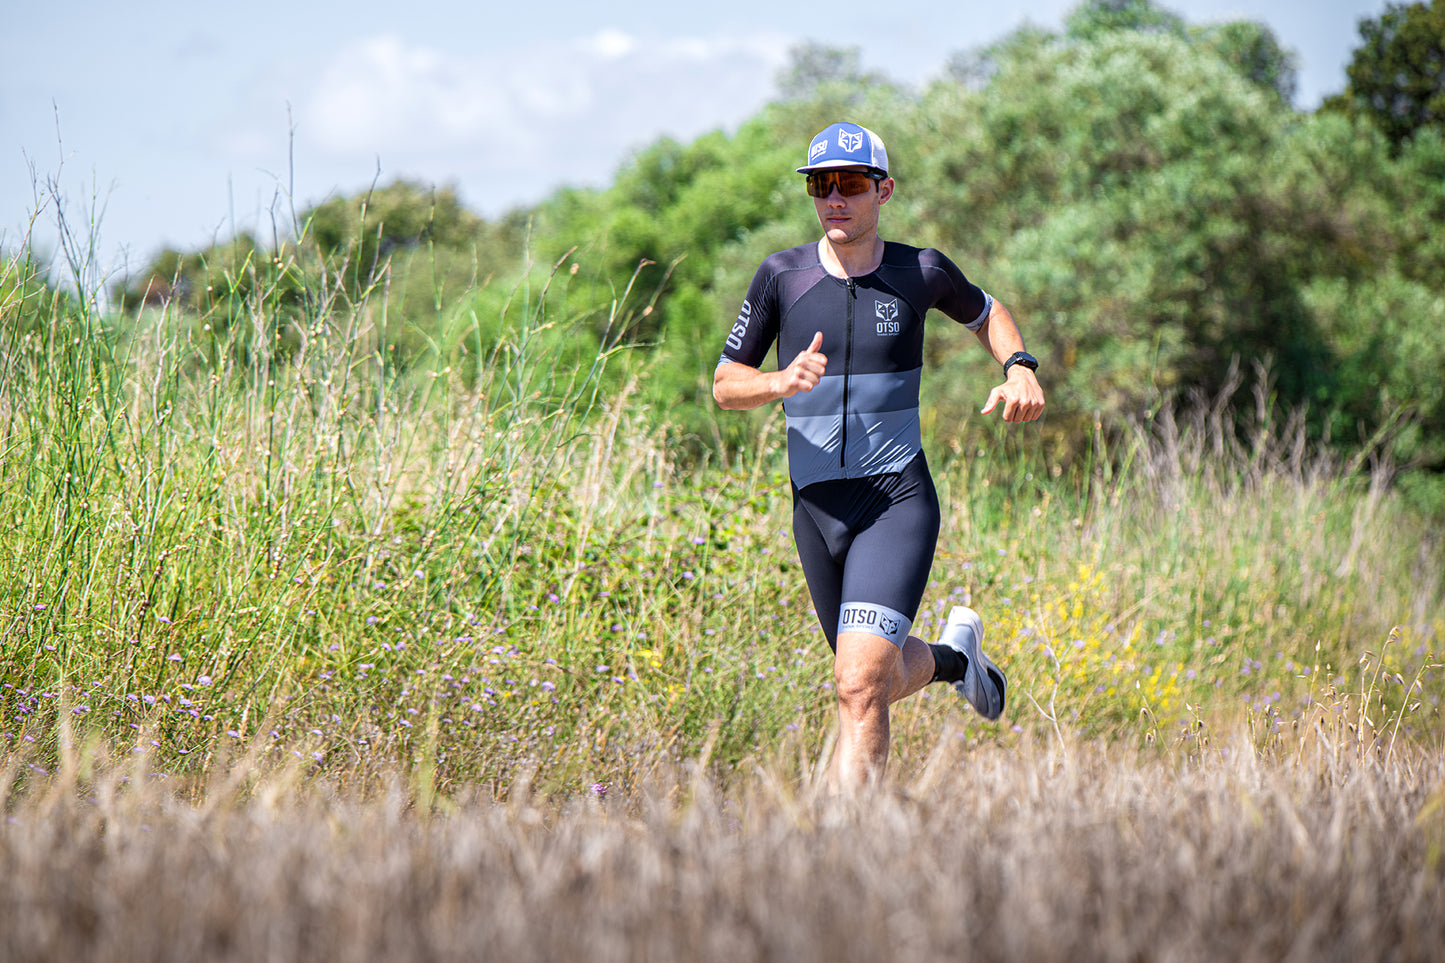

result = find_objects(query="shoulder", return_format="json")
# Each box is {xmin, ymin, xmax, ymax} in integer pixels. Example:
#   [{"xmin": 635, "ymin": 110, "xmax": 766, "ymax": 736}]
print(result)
[
  {"xmin": 878, "ymin": 242, "xmax": 986, "ymax": 322},
  {"xmin": 879, "ymin": 242, "xmax": 963, "ymax": 273},
  {"xmin": 879, "ymin": 242, "xmax": 969, "ymax": 286},
  {"xmin": 758, "ymin": 242, "xmax": 821, "ymax": 276},
  {"xmin": 881, "ymin": 240, "xmax": 925, "ymax": 264},
  {"xmin": 748, "ymin": 243, "xmax": 824, "ymax": 306},
  {"xmin": 881, "ymin": 243, "xmax": 960, "ymax": 271}
]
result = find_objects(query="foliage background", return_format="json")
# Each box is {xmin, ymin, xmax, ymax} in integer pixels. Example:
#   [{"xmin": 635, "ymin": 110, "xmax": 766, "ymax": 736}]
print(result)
[{"xmin": 93, "ymin": 0, "xmax": 1445, "ymax": 515}]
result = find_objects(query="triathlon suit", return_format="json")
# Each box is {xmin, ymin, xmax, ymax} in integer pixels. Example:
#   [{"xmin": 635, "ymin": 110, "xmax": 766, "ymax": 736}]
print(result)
[{"xmin": 719, "ymin": 240, "xmax": 993, "ymax": 650}]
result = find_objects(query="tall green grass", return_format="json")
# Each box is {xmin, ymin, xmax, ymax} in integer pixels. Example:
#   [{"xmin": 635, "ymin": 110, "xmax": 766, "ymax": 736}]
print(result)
[{"xmin": 1, "ymin": 226, "xmax": 1440, "ymax": 802}]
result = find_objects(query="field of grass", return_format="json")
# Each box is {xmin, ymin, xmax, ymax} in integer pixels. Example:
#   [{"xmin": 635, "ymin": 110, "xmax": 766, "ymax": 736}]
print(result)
[
  {"xmin": 2, "ymin": 239, "xmax": 1441, "ymax": 958},
  {"xmin": 3, "ymin": 718, "xmax": 1442, "ymax": 962}
]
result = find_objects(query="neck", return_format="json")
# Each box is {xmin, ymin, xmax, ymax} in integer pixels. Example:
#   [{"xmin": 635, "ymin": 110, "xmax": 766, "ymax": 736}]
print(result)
[{"xmin": 818, "ymin": 235, "xmax": 884, "ymax": 279}]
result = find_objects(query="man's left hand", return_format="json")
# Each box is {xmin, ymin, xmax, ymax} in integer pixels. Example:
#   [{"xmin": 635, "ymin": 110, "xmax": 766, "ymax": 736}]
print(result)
[{"xmin": 981, "ymin": 369, "xmax": 1045, "ymax": 423}]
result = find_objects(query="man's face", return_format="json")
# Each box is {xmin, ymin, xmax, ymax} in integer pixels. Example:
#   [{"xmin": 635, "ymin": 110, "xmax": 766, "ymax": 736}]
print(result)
[{"xmin": 810, "ymin": 166, "xmax": 893, "ymax": 247}]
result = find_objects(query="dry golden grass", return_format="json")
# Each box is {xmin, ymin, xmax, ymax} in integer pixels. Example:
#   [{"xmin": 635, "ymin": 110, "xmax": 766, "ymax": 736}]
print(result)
[{"xmin": 3, "ymin": 715, "xmax": 1441, "ymax": 963}]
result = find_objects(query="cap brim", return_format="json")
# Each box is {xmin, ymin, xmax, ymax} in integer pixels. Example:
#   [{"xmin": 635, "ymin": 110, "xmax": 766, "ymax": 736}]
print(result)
[{"xmin": 796, "ymin": 159, "xmax": 888, "ymax": 174}]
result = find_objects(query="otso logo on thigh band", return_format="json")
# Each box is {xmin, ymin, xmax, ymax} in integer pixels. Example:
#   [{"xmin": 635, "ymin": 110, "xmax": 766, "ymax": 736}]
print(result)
[{"xmin": 838, "ymin": 602, "xmax": 913, "ymax": 648}]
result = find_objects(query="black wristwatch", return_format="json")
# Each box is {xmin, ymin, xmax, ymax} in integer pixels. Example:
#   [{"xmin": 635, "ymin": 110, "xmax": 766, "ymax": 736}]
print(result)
[{"xmin": 1003, "ymin": 351, "xmax": 1038, "ymax": 379}]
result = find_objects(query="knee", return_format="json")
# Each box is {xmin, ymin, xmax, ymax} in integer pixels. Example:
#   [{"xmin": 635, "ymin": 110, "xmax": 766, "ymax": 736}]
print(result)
[{"xmin": 833, "ymin": 659, "xmax": 892, "ymax": 717}]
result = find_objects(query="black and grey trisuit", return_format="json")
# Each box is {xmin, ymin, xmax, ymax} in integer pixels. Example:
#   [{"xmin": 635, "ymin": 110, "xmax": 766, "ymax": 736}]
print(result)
[{"xmin": 718, "ymin": 240, "xmax": 993, "ymax": 649}]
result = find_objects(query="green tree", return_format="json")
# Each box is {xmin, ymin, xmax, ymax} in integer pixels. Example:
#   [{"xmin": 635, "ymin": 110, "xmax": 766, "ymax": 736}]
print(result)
[
  {"xmin": 943, "ymin": 24, "xmax": 1057, "ymax": 90},
  {"xmin": 915, "ymin": 30, "xmax": 1350, "ymax": 455},
  {"xmin": 1064, "ymin": 0, "xmax": 1185, "ymax": 42},
  {"xmin": 113, "ymin": 233, "xmax": 273, "ymax": 319},
  {"xmin": 1327, "ymin": 1, "xmax": 1445, "ymax": 149},
  {"xmin": 775, "ymin": 42, "xmax": 889, "ymax": 101},
  {"xmin": 305, "ymin": 179, "xmax": 486, "ymax": 291},
  {"xmin": 1193, "ymin": 20, "xmax": 1299, "ymax": 104}
]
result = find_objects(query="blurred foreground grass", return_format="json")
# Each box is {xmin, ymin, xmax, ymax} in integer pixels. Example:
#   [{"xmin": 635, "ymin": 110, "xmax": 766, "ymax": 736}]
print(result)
[{"xmin": 2, "ymin": 715, "xmax": 1441, "ymax": 962}]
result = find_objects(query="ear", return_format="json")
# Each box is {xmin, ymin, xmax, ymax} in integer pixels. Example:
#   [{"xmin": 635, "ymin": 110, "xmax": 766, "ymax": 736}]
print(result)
[{"xmin": 877, "ymin": 177, "xmax": 895, "ymax": 205}]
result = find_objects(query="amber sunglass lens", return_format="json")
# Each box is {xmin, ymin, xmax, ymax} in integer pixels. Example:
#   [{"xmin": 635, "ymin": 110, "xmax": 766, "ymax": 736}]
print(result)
[{"xmin": 807, "ymin": 171, "xmax": 875, "ymax": 198}]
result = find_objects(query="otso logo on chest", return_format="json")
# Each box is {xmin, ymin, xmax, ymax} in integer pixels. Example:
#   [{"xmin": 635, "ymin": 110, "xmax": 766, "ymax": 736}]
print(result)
[{"xmin": 874, "ymin": 298, "xmax": 900, "ymax": 335}]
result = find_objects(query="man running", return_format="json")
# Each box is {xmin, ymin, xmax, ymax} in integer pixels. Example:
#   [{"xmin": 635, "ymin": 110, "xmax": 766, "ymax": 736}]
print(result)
[{"xmin": 713, "ymin": 121, "xmax": 1045, "ymax": 788}]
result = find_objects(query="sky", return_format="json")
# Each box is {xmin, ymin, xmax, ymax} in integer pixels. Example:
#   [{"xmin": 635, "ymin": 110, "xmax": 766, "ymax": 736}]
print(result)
[{"xmin": 3, "ymin": 0, "xmax": 1392, "ymax": 286}]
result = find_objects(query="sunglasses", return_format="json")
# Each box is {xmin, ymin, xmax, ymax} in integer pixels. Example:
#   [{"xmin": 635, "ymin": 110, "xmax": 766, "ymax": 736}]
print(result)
[{"xmin": 805, "ymin": 169, "xmax": 885, "ymax": 198}]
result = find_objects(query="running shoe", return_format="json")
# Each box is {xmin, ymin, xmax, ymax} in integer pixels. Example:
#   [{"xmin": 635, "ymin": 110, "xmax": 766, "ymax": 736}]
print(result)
[{"xmin": 938, "ymin": 606, "xmax": 1006, "ymax": 720}]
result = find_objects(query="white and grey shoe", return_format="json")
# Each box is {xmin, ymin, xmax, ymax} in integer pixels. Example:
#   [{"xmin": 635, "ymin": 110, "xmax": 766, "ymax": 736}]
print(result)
[{"xmin": 938, "ymin": 606, "xmax": 1006, "ymax": 720}]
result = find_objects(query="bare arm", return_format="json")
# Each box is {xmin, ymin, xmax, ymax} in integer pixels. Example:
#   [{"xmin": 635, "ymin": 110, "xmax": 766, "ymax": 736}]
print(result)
[
  {"xmin": 973, "ymin": 298, "xmax": 1045, "ymax": 423},
  {"xmin": 713, "ymin": 331, "xmax": 827, "ymax": 411}
]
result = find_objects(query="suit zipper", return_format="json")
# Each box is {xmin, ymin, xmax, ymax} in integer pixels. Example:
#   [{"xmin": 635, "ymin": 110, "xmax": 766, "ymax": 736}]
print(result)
[{"xmin": 841, "ymin": 277, "xmax": 855, "ymax": 469}]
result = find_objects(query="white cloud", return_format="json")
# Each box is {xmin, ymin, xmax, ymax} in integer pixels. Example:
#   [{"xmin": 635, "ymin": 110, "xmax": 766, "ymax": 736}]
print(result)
[
  {"xmin": 304, "ymin": 35, "xmax": 500, "ymax": 150},
  {"xmin": 220, "ymin": 29, "xmax": 791, "ymax": 216},
  {"xmin": 588, "ymin": 28, "xmax": 638, "ymax": 59}
]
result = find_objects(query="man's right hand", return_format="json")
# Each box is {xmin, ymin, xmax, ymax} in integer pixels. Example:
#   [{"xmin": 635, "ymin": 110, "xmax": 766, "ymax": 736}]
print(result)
[
  {"xmin": 775, "ymin": 331, "xmax": 827, "ymax": 398},
  {"xmin": 713, "ymin": 332, "xmax": 828, "ymax": 410}
]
